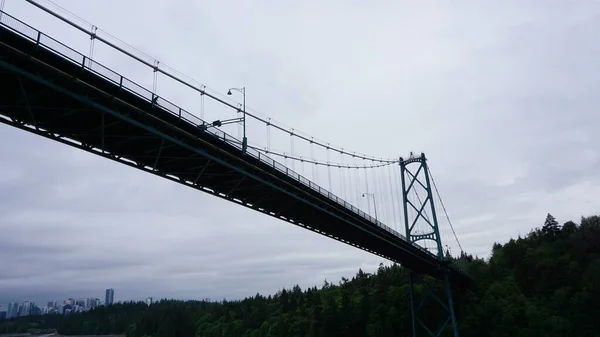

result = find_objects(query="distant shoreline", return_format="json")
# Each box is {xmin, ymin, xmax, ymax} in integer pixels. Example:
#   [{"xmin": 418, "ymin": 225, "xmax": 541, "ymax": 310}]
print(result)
[{"xmin": 0, "ymin": 335, "xmax": 124, "ymax": 337}]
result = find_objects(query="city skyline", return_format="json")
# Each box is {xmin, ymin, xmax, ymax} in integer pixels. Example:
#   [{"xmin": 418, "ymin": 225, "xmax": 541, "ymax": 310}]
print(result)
[
  {"xmin": 0, "ymin": 287, "xmax": 196, "ymax": 316},
  {"xmin": 1, "ymin": 288, "xmax": 113, "ymax": 315},
  {"xmin": 0, "ymin": 282, "xmax": 305, "ymax": 316},
  {"xmin": 1, "ymin": 288, "xmax": 155, "ymax": 319}
]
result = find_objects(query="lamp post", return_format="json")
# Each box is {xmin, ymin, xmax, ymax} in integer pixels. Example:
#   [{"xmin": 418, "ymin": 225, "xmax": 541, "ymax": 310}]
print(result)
[
  {"xmin": 227, "ymin": 86, "xmax": 247, "ymax": 153},
  {"xmin": 362, "ymin": 192, "xmax": 378, "ymax": 222}
]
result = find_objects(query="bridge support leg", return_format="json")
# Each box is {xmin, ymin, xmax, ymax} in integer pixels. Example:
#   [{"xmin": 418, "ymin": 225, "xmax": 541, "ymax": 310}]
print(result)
[
  {"xmin": 444, "ymin": 274, "xmax": 460, "ymax": 337},
  {"xmin": 400, "ymin": 153, "xmax": 459, "ymax": 337},
  {"xmin": 408, "ymin": 272, "xmax": 459, "ymax": 337},
  {"xmin": 408, "ymin": 272, "xmax": 417, "ymax": 337}
]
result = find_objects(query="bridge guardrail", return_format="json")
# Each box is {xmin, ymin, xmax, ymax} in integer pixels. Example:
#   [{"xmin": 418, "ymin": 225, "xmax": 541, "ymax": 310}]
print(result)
[{"xmin": 0, "ymin": 10, "xmax": 465, "ymax": 268}]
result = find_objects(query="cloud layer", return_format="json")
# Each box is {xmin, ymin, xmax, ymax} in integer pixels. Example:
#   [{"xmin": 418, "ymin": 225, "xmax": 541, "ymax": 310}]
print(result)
[{"xmin": 1, "ymin": 0, "xmax": 599, "ymax": 306}]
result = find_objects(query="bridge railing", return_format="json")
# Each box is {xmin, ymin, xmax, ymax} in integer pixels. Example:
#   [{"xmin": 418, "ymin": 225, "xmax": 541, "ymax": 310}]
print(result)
[{"xmin": 0, "ymin": 10, "xmax": 447, "ymax": 262}]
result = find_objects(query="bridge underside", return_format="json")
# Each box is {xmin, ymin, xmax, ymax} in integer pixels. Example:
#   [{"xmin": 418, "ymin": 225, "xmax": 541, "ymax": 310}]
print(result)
[{"xmin": 0, "ymin": 24, "xmax": 470, "ymax": 286}]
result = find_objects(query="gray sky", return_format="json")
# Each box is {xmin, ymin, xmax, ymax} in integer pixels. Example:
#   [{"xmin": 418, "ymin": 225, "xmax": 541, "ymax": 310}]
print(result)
[{"xmin": 1, "ymin": 0, "xmax": 599, "ymax": 307}]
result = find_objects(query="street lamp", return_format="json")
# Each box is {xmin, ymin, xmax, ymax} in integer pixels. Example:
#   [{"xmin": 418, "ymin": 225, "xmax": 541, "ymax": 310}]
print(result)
[
  {"xmin": 227, "ymin": 86, "xmax": 247, "ymax": 153},
  {"xmin": 362, "ymin": 192, "xmax": 378, "ymax": 222}
]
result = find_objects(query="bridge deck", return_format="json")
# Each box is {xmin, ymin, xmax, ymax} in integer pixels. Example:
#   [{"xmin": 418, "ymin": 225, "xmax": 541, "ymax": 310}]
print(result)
[{"xmin": 0, "ymin": 13, "xmax": 470, "ymax": 285}]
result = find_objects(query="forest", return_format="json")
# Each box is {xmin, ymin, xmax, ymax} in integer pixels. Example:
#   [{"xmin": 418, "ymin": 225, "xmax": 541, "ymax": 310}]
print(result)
[{"xmin": 1, "ymin": 214, "xmax": 598, "ymax": 336}]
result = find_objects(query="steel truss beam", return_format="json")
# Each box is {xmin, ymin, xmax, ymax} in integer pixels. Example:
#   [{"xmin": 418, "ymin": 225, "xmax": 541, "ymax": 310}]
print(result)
[
  {"xmin": 400, "ymin": 153, "xmax": 459, "ymax": 337},
  {"xmin": 0, "ymin": 57, "xmax": 403, "ymax": 267},
  {"xmin": 0, "ymin": 111, "xmax": 391, "ymax": 262}
]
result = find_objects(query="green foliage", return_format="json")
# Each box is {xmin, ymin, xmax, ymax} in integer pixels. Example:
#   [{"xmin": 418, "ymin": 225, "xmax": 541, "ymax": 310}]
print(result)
[
  {"xmin": 0, "ymin": 314, "xmax": 59, "ymax": 335},
  {"xmin": 1, "ymin": 214, "xmax": 599, "ymax": 336}
]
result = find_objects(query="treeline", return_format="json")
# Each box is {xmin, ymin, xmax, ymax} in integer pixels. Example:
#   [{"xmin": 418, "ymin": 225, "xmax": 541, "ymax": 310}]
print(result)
[
  {"xmin": 0, "ymin": 313, "xmax": 60, "ymax": 335},
  {"xmin": 1, "ymin": 214, "xmax": 599, "ymax": 336}
]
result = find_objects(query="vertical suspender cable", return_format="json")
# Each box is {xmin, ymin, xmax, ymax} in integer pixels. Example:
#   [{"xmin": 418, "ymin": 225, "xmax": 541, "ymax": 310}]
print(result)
[
  {"xmin": 266, "ymin": 118, "xmax": 271, "ymax": 151},
  {"xmin": 310, "ymin": 138, "xmax": 316, "ymax": 183},
  {"xmin": 384, "ymin": 165, "xmax": 395, "ymax": 227},
  {"xmin": 290, "ymin": 129, "xmax": 295, "ymax": 171},
  {"xmin": 377, "ymin": 167, "xmax": 389, "ymax": 226},
  {"xmin": 388, "ymin": 164, "xmax": 399, "ymax": 232},
  {"xmin": 353, "ymin": 155, "xmax": 361, "ymax": 210},
  {"xmin": 394, "ymin": 165, "xmax": 405, "ymax": 236},
  {"xmin": 379, "ymin": 167, "xmax": 389, "ymax": 226},
  {"xmin": 373, "ymin": 168, "xmax": 382, "ymax": 222},
  {"xmin": 350, "ymin": 167, "xmax": 355, "ymax": 207},
  {"xmin": 375, "ymin": 167, "xmax": 385, "ymax": 224},
  {"xmin": 339, "ymin": 151, "xmax": 346, "ymax": 202},
  {"xmin": 363, "ymin": 166, "xmax": 371, "ymax": 215},
  {"xmin": 327, "ymin": 144, "xmax": 332, "ymax": 191},
  {"xmin": 350, "ymin": 166, "xmax": 355, "ymax": 207},
  {"xmin": 200, "ymin": 85, "xmax": 206, "ymax": 120}
]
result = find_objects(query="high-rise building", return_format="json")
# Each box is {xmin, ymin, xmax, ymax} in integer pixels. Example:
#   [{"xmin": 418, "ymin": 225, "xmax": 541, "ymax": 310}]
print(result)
[
  {"xmin": 75, "ymin": 298, "xmax": 86, "ymax": 307},
  {"xmin": 7, "ymin": 303, "xmax": 13, "ymax": 319},
  {"xmin": 30, "ymin": 304, "xmax": 41, "ymax": 316},
  {"xmin": 145, "ymin": 297, "xmax": 153, "ymax": 306},
  {"xmin": 0, "ymin": 311, "xmax": 6, "ymax": 320},
  {"xmin": 20, "ymin": 301, "xmax": 32, "ymax": 317},
  {"xmin": 105, "ymin": 288, "xmax": 114, "ymax": 306},
  {"xmin": 7, "ymin": 302, "xmax": 18, "ymax": 319}
]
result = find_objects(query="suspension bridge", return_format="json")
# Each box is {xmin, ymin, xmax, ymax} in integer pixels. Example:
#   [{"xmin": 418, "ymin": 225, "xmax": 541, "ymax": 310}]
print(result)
[{"xmin": 0, "ymin": 1, "xmax": 471, "ymax": 336}]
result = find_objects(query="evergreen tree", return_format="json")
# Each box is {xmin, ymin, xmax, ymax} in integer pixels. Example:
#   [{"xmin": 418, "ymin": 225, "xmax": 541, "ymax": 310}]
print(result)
[
  {"xmin": 542, "ymin": 213, "xmax": 560, "ymax": 236},
  {"xmin": 2, "ymin": 214, "xmax": 600, "ymax": 336}
]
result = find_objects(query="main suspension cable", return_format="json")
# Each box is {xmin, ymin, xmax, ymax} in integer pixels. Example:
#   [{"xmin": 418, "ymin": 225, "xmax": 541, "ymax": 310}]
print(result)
[
  {"xmin": 248, "ymin": 145, "xmax": 398, "ymax": 169},
  {"xmin": 428, "ymin": 166, "xmax": 463, "ymax": 253},
  {"xmin": 30, "ymin": 0, "xmax": 395, "ymax": 164}
]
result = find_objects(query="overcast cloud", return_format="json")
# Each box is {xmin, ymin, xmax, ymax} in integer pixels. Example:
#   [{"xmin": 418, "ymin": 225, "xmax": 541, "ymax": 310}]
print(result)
[{"xmin": 1, "ymin": 0, "xmax": 599, "ymax": 307}]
